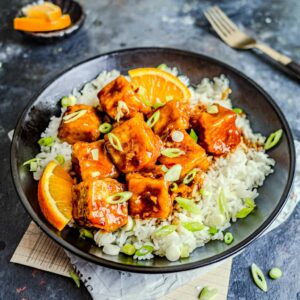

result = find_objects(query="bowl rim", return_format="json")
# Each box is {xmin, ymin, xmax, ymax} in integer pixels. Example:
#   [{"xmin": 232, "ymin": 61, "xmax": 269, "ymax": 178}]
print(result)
[{"xmin": 11, "ymin": 47, "xmax": 296, "ymax": 273}]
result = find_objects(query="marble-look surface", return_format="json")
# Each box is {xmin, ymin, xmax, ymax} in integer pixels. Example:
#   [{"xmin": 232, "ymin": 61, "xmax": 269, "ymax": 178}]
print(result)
[{"xmin": 0, "ymin": 0, "xmax": 299, "ymax": 299}]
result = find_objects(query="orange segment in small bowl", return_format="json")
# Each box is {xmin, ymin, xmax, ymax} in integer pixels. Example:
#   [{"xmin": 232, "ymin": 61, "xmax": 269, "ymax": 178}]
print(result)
[{"xmin": 23, "ymin": 2, "xmax": 62, "ymax": 21}]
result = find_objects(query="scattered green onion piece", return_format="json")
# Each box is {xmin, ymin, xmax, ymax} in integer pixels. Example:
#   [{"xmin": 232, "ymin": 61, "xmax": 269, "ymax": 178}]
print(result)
[
  {"xmin": 232, "ymin": 107, "xmax": 243, "ymax": 114},
  {"xmin": 224, "ymin": 232, "xmax": 234, "ymax": 245},
  {"xmin": 189, "ymin": 129, "xmax": 198, "ymax": 143},
  {"xmin": 135, "ymin": 245, "xmax": 153, "ymax": 257},
  {"xmin": 106, "ymin": 192, "xmax": 132, "ymax": 204},
  {"xmin": 218, "ymin": 189, "xmax": 229, "ymax": 219},
  {"xmin": 61, "ymin": 95, "xmax": 77, "ymax": 108},
  {"xmin": 147, "ymin": 110, "xmax": 160, "ymax": 128},
  {"xmin": 251, "ymin": 263, "xmax": 268, "ymax": 292},
  {"xmin": 63, "ymin": 109, "xmax": 87, "ymax": 123},
  {"xmin": 269, "ymin": 267, "xmax": 282, "ymax": 279},
  {"xmin": 170, "ymin": 182, "xmax": 178, "ymax": 192},
  {"xmin": 152, "ymin": 102, "xmax": 165, "ymax": 109},
  {"xmin": 183, "ymin": 169, "xmax": 198, "ymax": 185},
  {"xmin": 264, "ymin": 129, "xmax": 283, "ymax": 150},
  {"xmin": 161, "ymin": 165, "xmax": 169, "ymax": 172},
  {"xmin": 29, "ymin": 161, "xmax": 38, "ymax": 172},
  {"xmin": 23, "ymin": 158, "xmax": 40, "ymax": 172},
  {"xmin": 199, "ymin": 188, "xmax": 208, "ymax": 196},
  {"xmin": 115, "ymin": 101, "xmax": 130, "ymax": 122},
  {"xmin": 153, "ymin": 225, "xmax": 176, "ymax": 237},
  {"xmin": 99, "ymin": 123, "xmax": 112, "ymax": 134},
  {"xmin": 79, "ymin": 228, "xmax": 94, "ymax": 240},
  {"xmin": 236, "ymin": 198, "xmax": 256, "ymax": 219},
  {"xmin": 55, "ymin": 154, "xmax": 65, "ymax": 165},
  {"xmin": 245, "ymin": 198, "xmax": 256, "ymax": 208},
  {"xmin": 198, "ymin": 286, "xmax": 218, "ymax": 300},
  {"xmin": 157, "ymin": 63, "xmax": 168, "ymax": 70},
  {"xmin": 171, "ymin": 130, "xmax": 184, "ymax": 143},
  {"xmin": 38, "ymin": 136, "xmax": 55, "ymax": 147},
  {"xmin": 120, "ymin": 244, "xmax": 136, "ymax": 256},
  {"xmin": 180, "ymin": 245, "xmax": 190, "ymax": 258},
  {"xmin": 69, "ymin": 270, "xmax": 80, "ymax": 288},
  {"xmin": 175, "ymin": 197, "xmax": 201, "ymax": 214},
  {"xmin": 161, "ymin": 148, "xmax": 185, "ymax": 158},
  {"xmin": 107, "ymin": 133, "xmax": 123, "ymax": 152},
  {"xmin": 207, "ymin": 105, "xmax": 218, "ymax": 114},
  {"xmin": 164, "ymin": 164, "xmax": 182, "ymax": 182},
  {"xmin": 209, "ymin": 227, "xmax": 218, "ymax": 235},
  {"xmin": 91, "ymin": 148, "xmax": 99, "ymax": 161},
  {"xmin": 182, "ymin": 221, "xmax": 205, "ymax": 232}
]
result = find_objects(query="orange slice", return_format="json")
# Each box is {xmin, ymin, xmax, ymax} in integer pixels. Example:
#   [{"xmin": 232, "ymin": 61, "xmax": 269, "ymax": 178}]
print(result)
[
  {"xmin": 23, "ymin": 2, "xmax": 62, "ymax": 21},
  {"xmin": 14, "ymin": 14, "xmax": 71, "ymax": 32},
  {"xmin": 129, "ymin": 68, "xmax": 191, "ymax": 106},
  {"xmin": 38, "ymin": 161, "xmax": 73, "ymax": 231}
]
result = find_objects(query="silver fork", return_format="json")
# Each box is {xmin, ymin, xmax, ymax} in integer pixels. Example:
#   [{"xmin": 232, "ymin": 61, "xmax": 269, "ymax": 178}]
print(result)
[{"xmin": 204, "ymin": 6, "xmax": 300, "ymax": 81}]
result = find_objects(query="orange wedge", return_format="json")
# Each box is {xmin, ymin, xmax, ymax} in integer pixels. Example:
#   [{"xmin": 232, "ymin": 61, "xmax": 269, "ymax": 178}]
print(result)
[
  {"xmin": 23, "ymin": 2, "xmax": 62, "ymax": 21},
  {"xmin": 38, "ymin": 161, "xmax": 73, "ymax": 231},
  {"xmin": 129, "ymin": 68, "xmax": 191, "ymax": 106}
]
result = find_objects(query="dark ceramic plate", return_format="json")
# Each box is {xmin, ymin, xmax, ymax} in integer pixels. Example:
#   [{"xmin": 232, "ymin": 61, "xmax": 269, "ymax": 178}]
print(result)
[{"xmin": 11, "ymin": 48, "xmax": 295, "ymax": 273}]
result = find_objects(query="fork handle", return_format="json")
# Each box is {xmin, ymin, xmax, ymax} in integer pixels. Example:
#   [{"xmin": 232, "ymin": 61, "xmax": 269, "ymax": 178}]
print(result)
[{"xmin": 286, "ymin": 61, "xmax": 300, "ymax": 80}]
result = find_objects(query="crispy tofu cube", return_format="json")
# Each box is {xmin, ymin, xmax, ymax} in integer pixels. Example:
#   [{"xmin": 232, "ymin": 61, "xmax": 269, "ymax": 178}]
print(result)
[
  {"xmin": 98, "ymin": 76, "xmax": 151, "ymax": 121},
  {"xmin": 58, "ymin": 104, "xmax": 101, "ymax": 145},
  {"xmin": 127, "ymin": 173, "xmax": 172, "ymax": 219},
  {"xmin": 158, "ymin": 130, "xmax": 210, "ymax": 177},
  {"xmin": 104, "ymin": 114, "xmax": 162, "ymax": 173},
  {"xmin": 72, "ymin": 179, "xmax": 128, "ymax": 232},
  {"xmin": 153, "ymin": 100, "xmax": 190, "ymax": 136},
  {"xmin": 191, "ymin": 104, "xmax": 241, "ymax": 155},
  {"xmin": 72, "ymin": 140, "xmax": 119, "ymax": 181}
]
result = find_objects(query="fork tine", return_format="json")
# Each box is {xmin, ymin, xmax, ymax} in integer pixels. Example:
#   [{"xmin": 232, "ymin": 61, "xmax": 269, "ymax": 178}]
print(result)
[
  {"xmin": 211, "ymin": 6, "xmax": 239, "ymax": 32},
  {"xmin": 207, "ymin": 7, "xmax": 234, "ymax": 34},
  {"xmin": 204, "ymin": 10, "xmax": 228, "ymax": 40}
]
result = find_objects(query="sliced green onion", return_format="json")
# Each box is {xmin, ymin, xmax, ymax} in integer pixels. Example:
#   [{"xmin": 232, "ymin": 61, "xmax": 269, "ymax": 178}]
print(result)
[
  {"xmin": 170, "ymin": 182, "xmax": 178, "ymax": 192},
  {"xmin": 199, "ymin": 188, "xmax": 208, "ymax": 196},
  {"xmin": 171, "ymin": 130, "xmax": 184, "ymax": 143},
  {"xmin": 161, "ymin": 165, "xmax": 169, "ymax": 172},
  {"xmin": 115, "ymin": 100, "xmax": 129, "ymax": 122},
  {"xmin": 63, "ymin": 109, "xmax": 87, "ymax": 123},
  {"xmin": 23, "ymin": 158, "xmax": 41, "ymax": 172},
  {"xmin": 189, "ymin": 129, "xmax": 198, "ymax": 143},
  {"xmin": 232, "ymin": 107, "xmax": 243, "ymax": 114},
  {"xmin": 209, "ymin": 227, "xmax": 218, "ymax": 235},
  {"xmin": 161, "ymin": 148, "xmax": 185, "ymax": 158},
  {"xmin": 198, "ymin": 286, "xmax": 218, "ymax": 300},
  {"xmin": 55, "ymin": 154, "xmax": 65, "ymax": 165},
  {"xmin": 264, "ymin": 129, "xmax": 283, "ymax": 150},
  {"xmin": 183, "ymin": 169, "xmax": 198, "ymax": 185},
  {"xmin": 135, "ymin": 245, "xmax": 153, "ymax": 257},
  {"xmin": 180, "ymin": 245, "xmax": 190, "ymax": 258},
  {"xmin": 224, "ymin": 232, "xmax": 234, "ymax": 245},
  {"xmin": 29, "ymin": 161, "xmax": 38, "ymax": 172},
  {"xmin": 61, "ymin": 95, "xmax": 77, "ymax": 108},
  {"xmin": 207, "ymin": 105, "xmax": 218, "ymax": 114},
  {"xmin": 175, "ymin": 197, "xmax": 201, "ymax": 214},
  {"xmin": 236, "ymin": 198, "xmax": 256, "ymax": 219},
  {"xmin": 106, "ymin": 192, "xmax": 132, "ymax": 204},
  {"xmin": 152, "ymin": 102, "xmax": 165, "ymax": 109},
  {"xmin": 147, "ymin": 110, "xmax": 160, "ymax": 128},
  {"xmin": 251, "ymin": 263, "xmax": 268, "ymax": 292},
  {"xmin": 218, "ymin": 189, "xmax": 229, "ymax": 219},
  {"xmin": 123, "ymin": 216, "xmax": 134, "ymax": 231},
  {"xmin": 91, "ymin": 148, "xmax": 99, "ymax": 161},
  {"xmin": 245, "ymin": 198, "xmax": 256, "ymax": 208},
  {"xmin": 120, "ymin": 244, "xmax": 136, "ymax": 256},
  {"xmin": 107, "ymin": 133, "xmax": 123, "ymax": 152},
  {"xmin": 269, "ymin": 267, "xmax": 282, "ymax": 279},
  {"xmin": 157, "ymin": 63, "xmax": 168, "ymax": 70},
  {"xmin": 182, "ymin": 221, "xmax": 205, "ymax": 232},
  {"xmin": 153, "ymin": 225, "xmax": 176, "ymax": 237},
  {"xmin": 164, "ymin": 164, "xmax": 182, "ymax": 182},
  {"xmin": 79, "ymin": 228, "xmax": 94, "ymax": 240},
  {"xmin": 99, "ymin": 123, "xmax": 112, "ymax": 134},
  {"xmin": 69, "ymin": 270, "xmax": 80, "ymax": 288},
  {"xmin": 38, "ymin": 136, "xmax": 55, "ymax": 147}
]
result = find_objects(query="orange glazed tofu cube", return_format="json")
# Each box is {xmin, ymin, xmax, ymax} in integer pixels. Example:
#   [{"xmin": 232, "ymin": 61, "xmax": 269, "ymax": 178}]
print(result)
[
  {"xmin": 98, "ymin": 76, "xmax": 151, "ymax": 121},
  {"xmin": 153, "ymin": 100, "xmax": 190, "ymax": 136},
  {"xmin": 127, "ymin": 173, "xmax": 172, "ymax": 219},
  {"xmin": 58, "ymin": 104, "xmax": 101, "ymax": 145},
  {"xmin": 104, "ymin": 114, "xmax": 162, "ymax": 173},
  {"xmin": 191, "ymin": 104, "xmax": 241, "ymax": 155},
  {"xmin": 72, "ymin": 140, "xmax": 119, "ymax": 181},
  {"xmin": 72, "ymin": 179, "xmax": 128, "ymax": 232},
  {"xmin": 158, "ymin": 130, "xmax": 210, "ymax": 177}
]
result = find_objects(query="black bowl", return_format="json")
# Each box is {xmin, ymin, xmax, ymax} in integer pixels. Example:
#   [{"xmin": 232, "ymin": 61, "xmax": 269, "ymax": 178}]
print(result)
[{"xmin": 11, "ymin": 48, "xmax": 295, "ymax": 273}]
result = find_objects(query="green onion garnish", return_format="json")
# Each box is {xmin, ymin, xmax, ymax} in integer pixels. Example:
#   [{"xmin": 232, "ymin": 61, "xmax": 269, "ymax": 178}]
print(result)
[
  {"xmin": 164, "ymin": 164, "xmax": 182, "ymax": 182},
  {"xmin": 183, "ymin": 168, "xmax": 198, "ymax": 185},
  {"xmin": 189, "ymin": 129, "xmax": 198, "ymax": 143},
  {"xmin": 264, "ymin": 129, "xmax": 283, "ymax": 150},
  {"xmin": 91, "ymin": 148, "xmax": 99, "ymax": 161},
  {"xmin": 135, "ymin": 245, "xmax": 154, "ymax": 257},
  {"xmin": 120, "ymin": 244, "xmax": 136, "ymax": 256},
  {"xmin": 106, "ymin": 192, "xmax": 132, "ymax": 204},
  {"xmin": 182, "ymin": 221, "xmax": 205, "ymax": 232},
  {"xmin": 61, "ymin": 95, "xmax": 77, "ymax": 108},
  {"xmin": 224, "ymin": 232, "xmax": 234, "ymax": 245},
  {"xmin": 236, "ymin": 198, "xmax": 256, "ymax": 219},
  {"xmin": 198, "ymin": 286, "xmax": 218, "ymax": 300},
  {"xmin": 69, "ymin": 270, "xmax": 80, "ymax": 288},
  {"xmin": 218, "ymin": 189, "xmax": 229, "ymax": 219},
  {"xmin": 175, "ymin": 197, "xmax": 201, "ymax": 214},
  {"xmin": 99, "ymin": 123, "xmax": 112, "ymax": 134},
  {"xmin": 55, "ymin": 154, "xmax": 65, "ymax": 165},
  {"xmin": 206, "ymin": 105, "xmax": 218, "ymax": 114},
  {"xmin": 180, "ymin": 245, "xmax": 190, "ymax": 258},
  {"xmin": 115, "ymin": 101, "xmax": 130, "ymax": 122},
  {"xmin": 146, "ymin": 110, "xmax": 160, "ymax": 128},
  {"xmin": 107, "ymin": 133, "xmax": 123, "ymax": 152},
  {"xmin": 170, "ymin": 182, "xmax": 178, "ymax": 192},
  {"xmin": 161, "ymin": 165, "xmax": 169, "ymax": 172},
  {"xmin": 153, "ymin": 225, "xmax": 176, "ymax": 237},
  {"xmin": 63, "ymin": 109, "xmax": 87, "ymax": 123},
  {"xmin": 152, "ymin": 102, "xmax": 165, "ymax": 109},
  {"xmin": 209, "ymin": 227, "xmax": 218, "ymax": 235},
  {"xmin": 161, "ymin": 148, "xmax": 185, "ymax": 158},
  {"xmin": 157, "ymin": 63, "xmax": 168, "ymax": 71},
  {"xmin": 251, "ymin": 263, "xmax": 268, "ymax": 292},
  {"xmin": 79, "ymin": 228, "xmax": 94, "ymax": 240},
  {"xmin": 232, "ymin": 107, "xmax": 243, "ymax": 114},
  {"xmin": 269, "ymin": 267, "xmax": 282, "ymax": 279},
  {"xmin": 23, "ymin": 158, "xmax": 41, "ymax": 172},
  {"xmin": 38, "ymin": 136, "xmax": 55, "ymax": 147}
]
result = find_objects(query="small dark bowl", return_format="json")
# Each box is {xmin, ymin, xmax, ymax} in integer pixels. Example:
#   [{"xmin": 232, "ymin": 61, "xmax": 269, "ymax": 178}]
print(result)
[
  {"xmin": 16, "ymin": 0, "xmax": 85, "ymax": 42},
  {"xmin": 11, "ymin": 48, "xmax": 295, "ymax": 273}
]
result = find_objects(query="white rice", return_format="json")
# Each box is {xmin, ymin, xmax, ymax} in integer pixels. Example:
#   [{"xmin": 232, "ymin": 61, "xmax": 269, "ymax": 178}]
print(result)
[{"xmin": 32, "ymin": 67, "xmax": 275, "ymax": 261}]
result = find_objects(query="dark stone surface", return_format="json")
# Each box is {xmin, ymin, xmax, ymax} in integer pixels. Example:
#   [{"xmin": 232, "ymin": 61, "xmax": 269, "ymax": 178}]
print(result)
[{"xmin": 0, "ymin": 0, "xmax": 299, "ymax": 299}]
